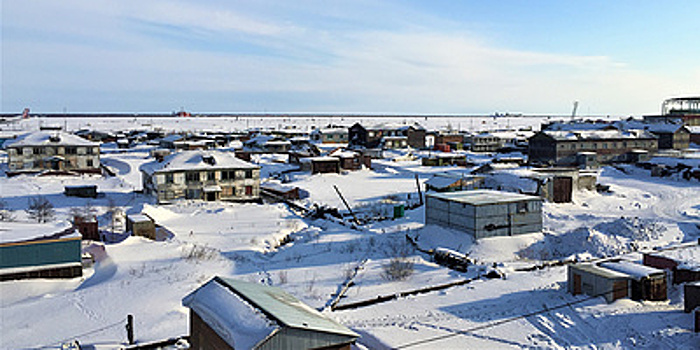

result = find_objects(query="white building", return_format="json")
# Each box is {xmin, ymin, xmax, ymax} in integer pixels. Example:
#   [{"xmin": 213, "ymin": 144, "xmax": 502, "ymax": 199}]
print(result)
[
  {"xmin": 5, "ymin": 131, "xmax": 101, "ymax": 174},
  {"xmin": 425, "ymin": 190, "xmax": 542, "ymax": 239},
  {"xmin": 140, "ymin": 150, "xmax": 260, "ymax": 203}
]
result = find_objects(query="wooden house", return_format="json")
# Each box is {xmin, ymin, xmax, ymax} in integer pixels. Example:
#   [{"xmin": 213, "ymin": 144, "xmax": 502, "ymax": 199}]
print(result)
[
  {"xmin": 329, "ymin": 149, "xmax": 371, "ymax": 170},
  {"xmin": 5, "ymin": 131, "xmax": 101, "ymax": 175},
  {"xmin": 0, "ymin": 221, "xmax": 82, "ymax": 281},
  {"xmin": 349, "ymin": 122, "xmax": 426, "ymax": 149},
  {"xmin": 600, "ymin": 261, "xmax": 667, "ymax": 301},
  {"xmin": 140, "ymin": 150, "xmax": 261, "ymax": 203},
  {"xmin": 73, "ymin": 214, "xmax": 99, "ymax": 241},
  {"xmin": 311, "ymin": 127, "xmax": 349, "ymax": 144},
  {"xmin": 425, "ymin": 190, "xmax": 542, "ymax": 239},
  {"xmin": 182, "ymin": 277, "xmax": 358, "ymax": 350},
  {"xmin": 568, "ymin": 263, "xmax": 630, "ymax": 303},
  {"xmin": 305, "ymin": 156, "xmax": 341, "ymax": 174},
  {"xmin": 261, "ymin": 183, "xmax": 301, "ymax": 200},
  {"xmin": 528, "ymin": 129, "xmax": 658, "ymax": 167},
  {"xmin": 643, "ymin": 124, "xmax": 691, "ymax": 150}
]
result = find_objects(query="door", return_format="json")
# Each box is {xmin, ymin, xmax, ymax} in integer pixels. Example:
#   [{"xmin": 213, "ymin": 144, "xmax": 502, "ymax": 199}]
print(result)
[
  {"xmin": 552, "ymin": 177, "xmax": 573, "ymax": 203},
  {"xmin": 573, "ymin": 273, "xmax": 582, "ymax": 295},
  {"xmin": 245, "ymin": 186, "xmax": 253, "ymax": 196},
  {"xmin": 613, "ymin": 281, "xmax": 628, "ymax": 301}
]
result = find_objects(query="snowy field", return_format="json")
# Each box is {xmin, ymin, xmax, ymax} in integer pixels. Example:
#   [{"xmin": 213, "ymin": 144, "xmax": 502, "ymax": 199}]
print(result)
[{"xmin": 1, "ymin": 116, "xmax": 699, "ymax": 349}]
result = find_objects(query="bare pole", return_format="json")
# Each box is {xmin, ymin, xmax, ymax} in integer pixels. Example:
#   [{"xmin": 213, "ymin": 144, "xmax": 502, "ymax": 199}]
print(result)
[
  {"xmin": 415, "ymin": 174, "xmax": 423, "ymax": 206},
  {"xmin": 333, "ymin": 185, "xmax": 359, "ymax": 225}
]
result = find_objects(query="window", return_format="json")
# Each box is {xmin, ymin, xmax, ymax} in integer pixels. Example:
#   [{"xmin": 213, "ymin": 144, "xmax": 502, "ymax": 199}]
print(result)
[
  {"xmin": 221, "ymin": 186, "xmax": 233, "ymax": 197},
  {"xmin": 186, "ymin": 172, "xmax": 200, "ymax": 183},
  {"xmin": 207, "ymin": 172, "xmax": 216, "ymax": 181},
  {"xmin": 87, "ymin": 147, "xmax": 95, "ymax": 155},
  {"xmin": 517, "ymin": 202, "xmax": 528, "ymax": 213},
  {"xmin": 165, "ymin": 173, "xmax": 174, "ymax": 184},
  {"xmin": 221, "ymin": 170, "xmax": 234, "ymax": 180},
  {"xmin": 86, "ymin": 159, "xmax": 94, "ymax": 167},
  {"xmin": 33, "ymin": 147, "xmax": 45, "ymax": 155},
  {"xmin": 65, "ymin": 147, "xmax": 77, "ymax": 155},
  {"xmin": 244, "ymin": 170, "xmax": 253, "ymax": 179}
]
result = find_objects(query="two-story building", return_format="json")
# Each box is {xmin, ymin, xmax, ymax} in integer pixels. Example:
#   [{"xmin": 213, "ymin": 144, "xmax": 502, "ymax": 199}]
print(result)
[
  {"xmin": 349, "ymin": 122, "xmax": 426, "ymax": 149},
  {"xmin": 140, "ymin": 150, "xmax": 260, "ymax": 203},
  {"xmin": 5, "ymin": 131, "xmax": 101, "ymax": 175},
  {"xmin": 528, "ymin": 129, "xmax": 658, "ymax": 167}
]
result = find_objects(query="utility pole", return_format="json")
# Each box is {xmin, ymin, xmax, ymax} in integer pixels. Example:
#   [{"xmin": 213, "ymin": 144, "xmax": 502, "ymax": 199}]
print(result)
[
  {"xmin": 126, "ymin": 314, "xmax": 134, "ymax": 345},
  {"xmin": 333, "ymin": 185, "xmax": 359, "ymax": 225}
]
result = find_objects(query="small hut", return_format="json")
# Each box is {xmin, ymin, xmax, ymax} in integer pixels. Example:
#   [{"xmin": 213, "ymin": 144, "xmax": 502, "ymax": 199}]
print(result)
[
  {"xmin": 568, "ymin": 264, "xmax": 630, "ymax": 303},
  {"xmin": 600, "ymin": 261, "xmax": 667, "ymax": 301},
  {"xmin": 126, "ymin": 214, "xmax": 156, "ymax": 240}
]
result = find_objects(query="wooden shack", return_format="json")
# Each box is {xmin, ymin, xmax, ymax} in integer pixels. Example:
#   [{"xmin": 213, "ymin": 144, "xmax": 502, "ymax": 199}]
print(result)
[
  {"xmin": 126, "ymin": 214, "xmax": 156, "ymax": 240},
  {"xmin": 64, "ymin": 185, "xmax": 98, "ymax": 198},
  {"xmin": 182, "ymin": 277, "xmax": 358, "ymax": 350},
  {"xmin": 600, "ymin": 261, "xmax": 667, "ymax": 301},
  {"xmin": 685, "ymin": 281, "xmax": 700, "ymax": 313},
  {"xmin": 308, "ymin": 156, "xmax": 341, "ymax": 174},
  {"xmin": 642, "ymin": 246, "xmax": 700, "ymax": 284},
  {"xmin": 73, "ymin": 215, "xmax": 99, "ymax": 241},
  {"xmin": 568, "ymin": 263, "xmax": 630, "ymax": 303}
]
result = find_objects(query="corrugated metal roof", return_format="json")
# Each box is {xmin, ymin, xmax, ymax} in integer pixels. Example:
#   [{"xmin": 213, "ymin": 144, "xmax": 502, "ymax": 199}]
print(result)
[
  {"xmin": 426, "ymin": 189, "xmax": 540, "ymax": 206},
  {"xmin": 217, "ymin": 277, "xmax": 358, "ymax": 338}
]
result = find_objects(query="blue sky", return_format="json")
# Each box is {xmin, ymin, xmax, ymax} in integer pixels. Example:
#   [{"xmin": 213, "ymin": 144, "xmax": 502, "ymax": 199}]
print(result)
[{"xmin": 2, "ymin": 1, "xmax": 698, "ymax": 115}]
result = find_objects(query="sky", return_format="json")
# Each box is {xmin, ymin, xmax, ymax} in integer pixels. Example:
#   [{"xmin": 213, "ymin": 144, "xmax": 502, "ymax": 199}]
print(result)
[{"xmin": 1, "ymin": 1, "xmax": 699, "ymax": 115}]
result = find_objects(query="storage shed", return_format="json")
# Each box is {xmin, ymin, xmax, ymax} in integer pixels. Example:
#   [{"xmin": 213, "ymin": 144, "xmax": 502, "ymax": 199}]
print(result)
[
  {"xmin": 424, "ymin": 173, "xmax": 484, "ymax": 193},
  {"xmin": 643, "ymin": 245, "xmax": 700, "ymax": 284},
  {"xmin": 568, "ymin": 264, "xmax": 630, "ymax": 303},
  {"xmin": 600, "ymin": 261, "xmax": 667, "ymax": 301},
  {"xmin": 685, "ymin": 281, "xmax": 700, "ymax": 313},
  {"xmin": 64, "ymin": 185, "xmax": 98, "ymax": 198},
  {"xmin": 307, "ymin": 156, "xmax": 341, "ymax": 174},
  {"xmin": 0, "ymin": 221, "xmax": 82, "ymax": 281},
  {"xmin": 182, "ymin": 277, "xmax": 358, "ymax": 350},
  {"xmin": 425, "ymin": 190, "xmax": 542, "ymax": 239},
  {"xmin": 126, "ymin": 214, "xmax": 156, "ymax": 240}
]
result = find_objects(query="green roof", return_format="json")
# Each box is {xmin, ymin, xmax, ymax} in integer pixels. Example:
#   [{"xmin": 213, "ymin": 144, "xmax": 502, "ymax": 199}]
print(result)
[{"xmin": 216, "ymin": 277, "xmax": 358, "ymax": 338}]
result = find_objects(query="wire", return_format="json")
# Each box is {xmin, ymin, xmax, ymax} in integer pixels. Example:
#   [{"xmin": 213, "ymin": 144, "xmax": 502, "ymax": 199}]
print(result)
[
  {"xmin": 30, "ymin": 317, "xmax": 127, "ymax": 349},
  {"xmin": 394, "ymin": 285, "xmax": 629, "ymax": 349}
]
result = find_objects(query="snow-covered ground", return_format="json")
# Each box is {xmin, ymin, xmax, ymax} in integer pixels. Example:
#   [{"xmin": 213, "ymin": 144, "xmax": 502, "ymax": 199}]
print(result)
[{"xmin": 1, "ymin": 116, "xmax": 699, "ymax": 349}]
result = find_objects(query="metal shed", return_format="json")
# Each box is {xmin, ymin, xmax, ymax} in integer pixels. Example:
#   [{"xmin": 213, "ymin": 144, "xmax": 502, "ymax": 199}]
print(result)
[
  {"xmin": 425, "ymin": 190, "xmax": 542, "ymax": 239},
  {"xmin": 600, "ymin": 261, "xmax": 667, "ymax": 301},
  {"xmin": 568, "ymin": 264, "xmax": 630, "ymax": 303},
  {"xmin": 183, "ymin": 277, "xmax": 358, "ymax": 350}
]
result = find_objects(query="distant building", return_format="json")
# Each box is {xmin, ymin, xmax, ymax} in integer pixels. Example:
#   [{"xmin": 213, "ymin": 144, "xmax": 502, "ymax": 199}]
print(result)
[
  {"xmin": 642, "ymin": 124, "xmax": 691, "ymax": 150},
  {"xmin": 643, "ymin": 245, "xmax": 700, "ymax": 284},
  {"xmin": 140, "ymin": 150, "xmax": 260, "ymax": 203},
  {"xmin": 424, "ymin": 173, "xmax": 484, "ymax": 193},
  {"xmin": 311, "ymin": 127, "xmax": 349, "ymax": 144},
  {"xmin": 349, "ymin": 122, "xmax": 426, "ymax": 149},
  {"xmin": 425, "ymin": 190, "xmax": 542, "ymax": 239},
  {"xmin": 5, "ymin": 131, "xmax": 101, "ymax": 175},
  {"xmin": 528, "ymin": 129, "xmax": 658, "ymax": 167},
  {"xmin": 470, "ymin": 133, "xmax": 504, "ymax": 152},
  {"xmin": 126, "ymin": 214, "xmax": 156, "ymax": 240},
  {"xmin": 329, "ymin": 149, "xmax": 371, "ymax": 171},
  {"xmin": 0, "ymin": 222, "xmax": 82, "ymax": 281},
  {"xmin": 182, "ymin": 277, "xmax": 359, "ymax": 350}
]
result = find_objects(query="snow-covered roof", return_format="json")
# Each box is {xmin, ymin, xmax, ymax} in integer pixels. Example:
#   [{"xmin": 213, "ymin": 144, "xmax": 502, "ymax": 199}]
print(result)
[
  {"xmin": 427, "ymin": 189, "xmax": 541, "ymax": 206},
  {"xmin": 139, "ymin": 150, "xmax": 258, "ymax": 175},
  {"xmin": 425, "ymin": 174, "xmax": 483, "ymax": 190},
  {"xmin": 127, "ymin": 214, "xmax": 152, "ymax": 223},
  {"xmin": 5, "ymin": 131, "xmax": 98, "ymax": 148},
  {"xmin": 182, "ymin": 277, "xmax": 358, "ymax": 348},
  {"xmin": 160, "ymin": 134, "xmax": 184, "ymax": 142},
  {"xmin": 329, "ymin": 149, "xmax": 358, "ymax": 158},
  {"xmin": 368, "ymin": 122, "xmax": 425, "ymax": 131},
  {"xmin": 540, "ymin": 129, "xmax": 656, "ymax": 141},
  {"xmin": 570, "ymin": 263, "xmax": 631, "ymax": 279},
  {"xmin": 649, "ymin": 245, "xmax": 700, "ymax": 270},
  {"xmin": 0, "ymin": 221, "xmax": 77, "ymax": 244},
  {"xmin": 182, "ymin": 277, "xmax": 277, "ymax": 349},
  {"xmin": 599, "ymin": 261, "xmax": 665, "ymax": 281}
]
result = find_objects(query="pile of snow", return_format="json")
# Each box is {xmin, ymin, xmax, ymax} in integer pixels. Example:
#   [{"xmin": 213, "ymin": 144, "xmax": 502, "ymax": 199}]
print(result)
[{"xmin": 520, "ymin": 217, "xmax": 681, "ymax": 261}]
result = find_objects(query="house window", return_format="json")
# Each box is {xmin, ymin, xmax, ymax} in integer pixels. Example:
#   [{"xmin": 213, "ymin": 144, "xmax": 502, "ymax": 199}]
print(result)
[
  {"xmin": 221, "ymin": 186, "xmax": 233, "ymax": 197},
  {"xmin": 65, "ymin": 147, "xmax": 77, "ymax": 154},
  {"xmin": 33, "ymin": 147, "xmax": 45, "ymax": 155},
  {"xmin": 244, "ymin": 170, "xmax": 253, "ymax": 179},
  {"xmin": 87, "ymin": 159, "xmax": 94, "ymax": 167},
  {"xmin": 165, "ymin": 173, "xmax": 174, "ymax": 184},
  {"xmin": 186, "ymin": 172, "xmax": 200, "ymax": 183},
  {"xmin": 517, "ymin": 202, "xmax": 528, "ymax": 213},
  {"xmin": 207, "ymin": 172, "xmax": 216, "ymax": 181}
]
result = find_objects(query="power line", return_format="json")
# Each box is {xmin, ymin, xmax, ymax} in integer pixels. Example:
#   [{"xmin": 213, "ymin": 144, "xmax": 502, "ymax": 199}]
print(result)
[
  {"xmin": 394, "ymin": 285, "xmax": 629, "ymax": 349},
  {"xmin": 30, "ymin": 317, "xmax": 127, "ymax": 350}
]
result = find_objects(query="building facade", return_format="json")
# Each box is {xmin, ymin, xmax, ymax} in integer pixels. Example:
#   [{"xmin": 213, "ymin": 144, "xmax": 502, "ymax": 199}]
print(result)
[
  {"xmin": 140, "ymin": 150, "xmax": 260, "ymax": 203},
  {"xmin": 528, "ymin": 129, "xmax": 658, "ymax": 166},
  {"xmin": 6, "ymin": 131, "xmax": 101, "ymax": 174},
  {"xmin": 425, "ymin": 190, "xmax": 542, "ymax": 239}
]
